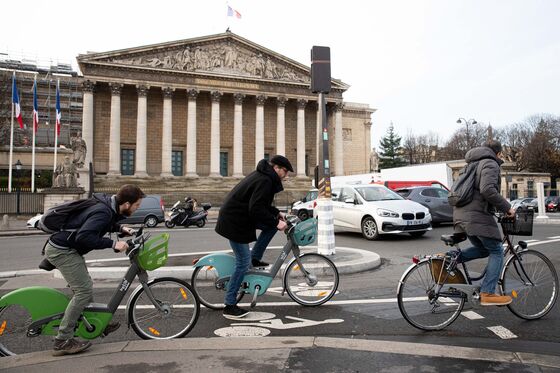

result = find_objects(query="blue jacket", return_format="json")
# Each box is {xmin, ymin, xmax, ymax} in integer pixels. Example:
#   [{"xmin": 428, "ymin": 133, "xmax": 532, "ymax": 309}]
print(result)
[{"xmin": 48, "ymin": 193, "xmax": 125, "ymax": 255}]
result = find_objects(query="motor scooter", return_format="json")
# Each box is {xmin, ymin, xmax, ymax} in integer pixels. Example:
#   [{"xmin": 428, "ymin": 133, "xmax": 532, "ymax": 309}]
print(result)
[{"xmin": 165, "ymin": 201, "xmax": 211, "ymax": 228}]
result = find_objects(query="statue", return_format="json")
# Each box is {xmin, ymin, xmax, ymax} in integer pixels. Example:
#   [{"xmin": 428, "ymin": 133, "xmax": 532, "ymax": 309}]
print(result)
[
  {"xmin": 370, "ymin": 148, "xmax": 380, "ymax": 172},
  {"xmin": 70, "ymin": 131, "xmax": 87, "ymax": 168},
  {"xmin": 53, "ymin": 156, "xmax": 78, "ymax": 188}
]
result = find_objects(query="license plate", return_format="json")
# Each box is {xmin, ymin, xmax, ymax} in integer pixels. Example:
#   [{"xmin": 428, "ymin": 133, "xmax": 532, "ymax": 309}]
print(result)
[{"xmin": 407, "ymin": 220, "xmax": 422, "ymax": 225}]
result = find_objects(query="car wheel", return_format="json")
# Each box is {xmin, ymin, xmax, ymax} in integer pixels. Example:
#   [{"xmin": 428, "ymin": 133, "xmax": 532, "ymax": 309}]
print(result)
[
  {"xmin": 361, "ymin": 216, "xmax": 379, "ymax": 240},
  {"xmin": 297, "ymin": 210, "xmax": 309, "ymax": 221},
  {"xmin": 144, "ymin": 216, "xmax": 158, "ymax": 228},
  {"xmin": 409, "ymin": 231, "xmax": 427, "ymax": 238}
]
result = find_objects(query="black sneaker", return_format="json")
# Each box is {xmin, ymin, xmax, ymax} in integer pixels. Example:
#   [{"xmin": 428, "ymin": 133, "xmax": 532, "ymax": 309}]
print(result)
[
  {"xmin": 223, "ymin": 304, "xmax": 249, "ymax": 319},
  {"xmin": 252, "ymin": 258, "xmax": 269, "ymax": 267},
  {"xmin": 102, "ymin": 321, "xmax": 121, "ymax": 336},
  {"xmin": 52, "ymin": 338, "xmax": 92, "ymax": 356}
]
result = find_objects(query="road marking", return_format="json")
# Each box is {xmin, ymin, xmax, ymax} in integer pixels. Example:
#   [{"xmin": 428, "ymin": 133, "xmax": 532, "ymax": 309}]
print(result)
[
  {"xmin": 528, "ymin": 238, "xmax": 560, "ymax": 246},
  {"xmin": 461, "ymin": 311, "xmax": 484, "ymax": 320},
  {"xmin": 547, "ymin": 236, "xmax": 560, "ymax": 239},
  {"xmin": 233, "ymin": 315, "xmax": 344, "ymax": 330},
  {"xmin": 524, "ymin": 239, "xmax": 539, "ymax": 243},
  {"xmin": 487, "ymin": 325, "xmax": 518, "ymax": 339},
  {"xmin": 214, "ymin": 326, "xmax": 270, "ymax": 337}
]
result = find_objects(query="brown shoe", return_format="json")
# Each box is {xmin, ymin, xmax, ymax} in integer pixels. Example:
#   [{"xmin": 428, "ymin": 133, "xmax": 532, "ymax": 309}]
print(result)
[
  {"xmin": 52, "ymin": 338, "xmax": 92, "ymax": 356},
  {"xmin": 102, "ymin": 321, "xmax": 121, "ymax": 336},
  {"xmin": 480, "ymin": 292, "xmax": 512, "ymax": 306}
]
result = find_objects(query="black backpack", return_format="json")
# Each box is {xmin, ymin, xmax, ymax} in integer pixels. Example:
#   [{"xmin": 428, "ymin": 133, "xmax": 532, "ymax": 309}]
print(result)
[
  {"xmin": 38, "ymin": 197, "xmax": 101, "ymax": 234},
  {"xmin": 448, "ymin": 161, "xmax": 482, "ymax": 207}
]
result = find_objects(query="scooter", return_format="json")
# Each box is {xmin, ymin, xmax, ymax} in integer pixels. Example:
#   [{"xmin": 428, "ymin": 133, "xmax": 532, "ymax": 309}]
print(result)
[{"xmin": 165, "ymin": 201, "xmax": 211, "ymax": 229}]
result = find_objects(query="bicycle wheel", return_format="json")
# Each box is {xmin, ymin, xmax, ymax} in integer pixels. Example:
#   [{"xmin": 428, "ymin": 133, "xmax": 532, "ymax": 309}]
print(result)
[
  {"xmin": 284, "ymin": 253, "xmax": 339, "ymax": 306},
  {"xmin": 0, "ymin": 304, "xmax": 54, "ymax": 356},
  {"xmin": 397, "ymin": 259, "xmax": 465, "ymax": 331},
  {"xmin": 191, "ymin": 266, "xmax": 244, "ymax": 310},
  {"xmin": 501, "ymin": 250, "xmax": 559, "ymax": 320},
  {"xmin": 128, "ymin": 277, "xmax": 199, "ymax": 339}
]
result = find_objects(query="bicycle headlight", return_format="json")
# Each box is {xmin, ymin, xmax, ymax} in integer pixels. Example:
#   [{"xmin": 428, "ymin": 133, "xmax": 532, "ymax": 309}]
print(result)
[{"xmin": 377, "ymin": 208, "xmax": 399, "ymax": 218}]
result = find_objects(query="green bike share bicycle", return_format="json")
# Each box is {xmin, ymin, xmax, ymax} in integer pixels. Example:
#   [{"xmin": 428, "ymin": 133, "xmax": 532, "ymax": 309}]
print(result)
[
  {"xmin": 0, "ymin": 227, "xmax": 200, "ymax": 356},
  {"xmin": 191, "ymin": 215, "xmax": 339, "ymax": 309}
]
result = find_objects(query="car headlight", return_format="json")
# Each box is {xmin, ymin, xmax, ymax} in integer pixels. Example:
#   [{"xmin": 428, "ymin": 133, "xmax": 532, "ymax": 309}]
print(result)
[{"xmin": 377, "ymin": 208, "xmax": 399, "ymax": 218}]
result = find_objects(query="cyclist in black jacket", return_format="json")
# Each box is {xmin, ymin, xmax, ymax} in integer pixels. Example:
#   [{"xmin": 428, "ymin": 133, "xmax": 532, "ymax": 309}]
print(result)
[{"xmin": 45, "ymin": 184, "xmax": 145, "ymax": 356}]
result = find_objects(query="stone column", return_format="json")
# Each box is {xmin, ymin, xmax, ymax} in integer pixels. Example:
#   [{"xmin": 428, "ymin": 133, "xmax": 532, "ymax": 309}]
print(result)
[
  {"xmin": 297, "ymin": 99, "xmax": 307, "ymax": 177},
  {"xmin": 255, "ymin": 95, "xmax": 266, "ymax": 165},
  {"xmin": 135, "ymin": 85, "xmax": 149, "ymax": 177},
  {"xmin": 334, "ymin": 102, "xmax": 344, "ymax": 176},
  {"xmin": 81, "ymin": 80, "xmax": 95, "ymax": 169},
  {"xmin": 276, "ymin": 96, "xmax": 287, "ymax": 156},
  {"xmin": 209, "ymin": 91, "xmax": 223, "ymax": 177},
  {"xmin": 233, "ymin": 93, "xmax": 245, "ymax": 178},
  {"xmin": 107, "ymin": 83, "xmax": 123, "ymax": 175},
  {"xmin": 159, "ymin": 87, "xmax": 174, "ymax": 177},
  {"xmin": 185, "ymin": 89, "xmax": 199, "ymax": 177}
]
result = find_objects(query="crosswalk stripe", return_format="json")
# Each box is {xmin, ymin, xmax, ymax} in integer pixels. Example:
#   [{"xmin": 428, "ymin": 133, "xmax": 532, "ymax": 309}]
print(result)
[
  {"xmin": 487, "ymin": 325, "xmax": 517, "ymax": 339},
  {"xmin": 461, "ymin": 311, "xmax": 484, "ymax": 320}
]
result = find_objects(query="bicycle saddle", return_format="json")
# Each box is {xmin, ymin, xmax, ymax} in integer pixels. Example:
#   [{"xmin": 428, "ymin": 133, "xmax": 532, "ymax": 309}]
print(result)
[{"xmin": 440, "ymin": 233, "xmax": 467, "ymax": 246}]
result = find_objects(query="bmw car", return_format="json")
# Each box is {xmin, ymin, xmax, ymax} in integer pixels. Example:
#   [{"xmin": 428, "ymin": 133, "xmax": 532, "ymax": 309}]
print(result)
[{"xmin": 331, "ymin": 184, "xmax": 432, "ymax": 240}]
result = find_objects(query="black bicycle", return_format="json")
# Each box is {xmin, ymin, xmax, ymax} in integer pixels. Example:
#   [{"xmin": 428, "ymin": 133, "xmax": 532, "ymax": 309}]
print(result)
[{"xmin": 397, "ymin": 208, "xmax": 558, "ymax": 330}]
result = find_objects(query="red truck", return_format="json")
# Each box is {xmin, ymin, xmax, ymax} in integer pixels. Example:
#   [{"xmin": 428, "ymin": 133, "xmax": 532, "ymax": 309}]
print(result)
[{"xmin": 373, "ymin": 180, "xmax": 449, "ymax": 191}]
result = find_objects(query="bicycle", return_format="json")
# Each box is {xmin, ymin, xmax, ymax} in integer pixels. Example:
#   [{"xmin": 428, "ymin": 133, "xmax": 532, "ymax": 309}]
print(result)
[
  {"xmin": 0, "ymin": 227, "xmax": 200, "ymax": 356},
  {"xmin": 397, "ymin": 208, "xmax": 558, "ymax": 330},
  {"xmin": 191, "ymin": 216, "xmax": 339, "ymax": 309}
]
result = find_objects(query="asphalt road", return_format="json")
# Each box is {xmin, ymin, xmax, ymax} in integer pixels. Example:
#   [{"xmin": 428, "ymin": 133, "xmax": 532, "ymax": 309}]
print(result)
[{"xmin": 1, "ymin": 223, "xmax": 559, "ymax": 357}]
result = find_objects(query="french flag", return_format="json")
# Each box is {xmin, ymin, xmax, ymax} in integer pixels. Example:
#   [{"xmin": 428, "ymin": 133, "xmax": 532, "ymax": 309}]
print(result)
[
  {"xmin": 32, "ymin": 79, "xmax": 39, "ymax": 133},
  {"xmin": 55, "ymin": 80, "xmax": 61, "ymax": 136},
  {"xmin": 227, "ymin": 5, "xmax": 242, "ymax": 19},
  {"xmin": 12, "ymin": 75, "xmax": 24, "ymax": 129}
]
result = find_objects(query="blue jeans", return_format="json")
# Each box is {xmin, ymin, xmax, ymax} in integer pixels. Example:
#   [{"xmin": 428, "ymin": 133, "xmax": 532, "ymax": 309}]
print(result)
[
  {"xmin": 225, "ymin": 224, "xmax": 278, "ymax": 305},
  {"xmin": 458, "ymin": 235, "xmax": 503, "ymax": 294}
]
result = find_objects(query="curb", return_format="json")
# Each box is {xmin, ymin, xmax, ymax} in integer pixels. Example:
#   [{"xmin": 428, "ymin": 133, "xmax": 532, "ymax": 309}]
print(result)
[{"xmin": 2, "ymin": 337, "xmax": 559, "ymax": 370}]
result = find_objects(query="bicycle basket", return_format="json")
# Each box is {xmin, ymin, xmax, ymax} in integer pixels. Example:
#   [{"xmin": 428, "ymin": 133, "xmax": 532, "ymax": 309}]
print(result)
[
  {"xmin": 292, "ymin": 218, "xmax": 317, "ymax": 246},
  {"xmin": 137, "ymin": 233, "xmax": 169, "ymax": 271},
  {"xmin": 501, "ymin": 209, "xmax": 534, "ymax": 236}
]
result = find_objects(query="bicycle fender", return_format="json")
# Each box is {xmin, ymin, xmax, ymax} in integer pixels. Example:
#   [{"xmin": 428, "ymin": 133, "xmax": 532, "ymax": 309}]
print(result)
[
  {"xmin": 194, "ymin": 253, "xmax": 235, "ymax": 278},
  {"xmin": 0, "ymin": 286, "xmax": 69, "ymax": 320}
]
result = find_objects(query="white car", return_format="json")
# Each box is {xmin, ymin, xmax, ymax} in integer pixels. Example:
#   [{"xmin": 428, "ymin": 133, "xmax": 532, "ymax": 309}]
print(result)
[
  {"xmin": 291, "ymin": 188, "xmax": 318, "ymax": 220},
  {"xmin": 26, "ymin": 214, "xmax": 42, "ymax": 229},
  {"xmin": 331, "ymin": 184, "xmax": 432, "ymax": 240}
]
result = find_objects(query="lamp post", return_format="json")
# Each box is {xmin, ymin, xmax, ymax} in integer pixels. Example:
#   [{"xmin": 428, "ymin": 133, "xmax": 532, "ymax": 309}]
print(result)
[
  {"xmin": 456, "ymin": 118, "xmax": 477, "ymax": 149},
  {"xmin": 15, "ymin": 159, "xmax": 22, "ymax": 216}
]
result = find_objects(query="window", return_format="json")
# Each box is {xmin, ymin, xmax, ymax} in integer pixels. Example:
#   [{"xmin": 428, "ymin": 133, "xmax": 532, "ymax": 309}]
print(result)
[
  {"xmin": 436, "ymin": 189, "xmax": 449, "ymax": 198},
  {"xmin": 121, "ymin": 149, "xmax": 134, "ymax": 175},
  {"xmin": 220, "ymin": 152, "xmax": 228, "ymax": 177},
  {"xmin": 420, "ymin": 189, "xmax": 439, "ymax": 198},
  {"xmin": 339, "ymin": 188, "xmax": 356, "ymax": 202},
  {"xmin": 172, "ymin": 151, "xmax": 183, "ymax": 176}
]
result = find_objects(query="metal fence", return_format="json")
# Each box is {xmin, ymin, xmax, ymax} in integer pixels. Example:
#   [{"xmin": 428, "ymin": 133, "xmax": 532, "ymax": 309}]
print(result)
[{"xmin": 0, "ymin": 190, "xmax": 45, "ymax": 215}]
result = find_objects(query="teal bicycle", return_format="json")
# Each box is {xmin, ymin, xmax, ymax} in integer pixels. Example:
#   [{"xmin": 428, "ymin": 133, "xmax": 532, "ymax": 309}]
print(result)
[{"xmin": 0, "ymin": 228, "xmax": 200, "ymax": 356}]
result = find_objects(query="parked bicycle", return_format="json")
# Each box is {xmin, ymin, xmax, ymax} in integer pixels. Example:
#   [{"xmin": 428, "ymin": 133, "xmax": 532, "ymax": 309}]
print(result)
[
  {"xmin": 0, "ymin": 227, "xmax": 200, "ymax": 356},
  {"xmin": 191, "ymin": 216, "xmax": 339, "ymax": 309},
  {"xmin": 397, "ymin": 208, "xmax": 558, "ymax": 330}
]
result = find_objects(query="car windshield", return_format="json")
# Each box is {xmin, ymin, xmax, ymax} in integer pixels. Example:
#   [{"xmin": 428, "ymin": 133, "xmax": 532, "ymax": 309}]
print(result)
[{"xmin": 355, "ymin": 186, "xmax": 404, "ymax": 201}]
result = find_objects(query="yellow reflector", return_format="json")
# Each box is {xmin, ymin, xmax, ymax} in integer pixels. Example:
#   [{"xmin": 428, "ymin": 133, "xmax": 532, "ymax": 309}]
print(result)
[
  {"xmin": 294, "ymin": 265, "xmax": 300, "ymax": 271},
  {"xmin": 318, "ymin": 291, "xmax": 327, "ymax": 297},
  {"xmin": 0, "ymin": 320, "xmax": 6, "ymax": 336},
  {"xmin": 207, "ymin": 266, "xmax": 214, "ymax": 270},
  {"xmin": 511, "ymin": 290, "xmax": 518, "ymax": 298},
  {"xmin": 180, "ymin": 288, "xmax": 188, "ymax": 300},
  {"xmin": 148, "ymin": 327, "xmax": 160, "ymax": 336}
]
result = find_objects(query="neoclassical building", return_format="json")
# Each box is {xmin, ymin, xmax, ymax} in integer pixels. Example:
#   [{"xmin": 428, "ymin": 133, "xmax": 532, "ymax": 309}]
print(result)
[{"xmin": 77, "ymin": 31, "xmax": 375, "ymax": 185}]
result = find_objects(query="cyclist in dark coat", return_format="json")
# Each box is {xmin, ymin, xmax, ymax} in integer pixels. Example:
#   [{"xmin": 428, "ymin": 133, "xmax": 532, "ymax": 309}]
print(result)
[
  {"xmin": 453, "ymin": 141, "xmax": 515, "ymax": 306},
  {"xmin": 215, "ymin": 155, "xmax": 293, "ymax": 319}
]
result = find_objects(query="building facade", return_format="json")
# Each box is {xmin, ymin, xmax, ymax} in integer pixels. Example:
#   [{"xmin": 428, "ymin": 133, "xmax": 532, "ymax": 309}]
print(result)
[{"xmin": 77, "ymin": 32, "xmax": 375, "ymax": 181}]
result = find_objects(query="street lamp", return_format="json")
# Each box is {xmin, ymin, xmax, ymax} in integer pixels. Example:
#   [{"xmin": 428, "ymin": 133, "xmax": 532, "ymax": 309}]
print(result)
[
  {"xmin": 456, "ymin": 118, "xmax": 477, "ymax": 149},
  {"xmin": 15, "ymin": 159, "xmax": 22, "ymax": 216}
]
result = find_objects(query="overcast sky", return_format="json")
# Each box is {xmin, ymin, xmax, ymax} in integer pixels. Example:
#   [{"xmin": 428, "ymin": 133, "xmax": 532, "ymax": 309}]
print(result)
[{"xmin": 2, "ymin": 0, "xmax": 559, "ymax": 148}]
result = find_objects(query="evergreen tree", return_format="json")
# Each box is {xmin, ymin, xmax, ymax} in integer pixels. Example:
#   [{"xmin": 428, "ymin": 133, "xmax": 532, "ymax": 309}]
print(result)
[{"xmin": 378, "ymin": 123, "xmax": 406, "ymax": 169}]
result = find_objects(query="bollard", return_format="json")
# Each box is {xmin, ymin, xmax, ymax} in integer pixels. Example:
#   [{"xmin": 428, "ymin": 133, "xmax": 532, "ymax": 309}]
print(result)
[{"xmin": 0, "ymin": 214, "xmax": 9, "ymax": 230}]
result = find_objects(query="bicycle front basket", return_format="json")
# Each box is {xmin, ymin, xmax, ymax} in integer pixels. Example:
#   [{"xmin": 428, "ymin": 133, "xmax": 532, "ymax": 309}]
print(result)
[
  {"xmin": 501, "ymin": 209, "xmax": 534, "ymax": 236},
  {"xmin": 138, "ymin": 233, "xmax": 169, "ymax": 271},
  {"xmin": 292, "ymin": 218, "xmax": 317, "ymax": 246}
]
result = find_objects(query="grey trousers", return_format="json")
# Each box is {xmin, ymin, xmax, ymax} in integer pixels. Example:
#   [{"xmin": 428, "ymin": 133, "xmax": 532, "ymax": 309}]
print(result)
[{"xmin": 45, "ymin": 243, "xmax": 93, "ymax": 340}]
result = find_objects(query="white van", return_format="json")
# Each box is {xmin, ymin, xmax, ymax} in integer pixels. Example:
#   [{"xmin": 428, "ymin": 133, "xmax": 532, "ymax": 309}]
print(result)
[{"xmin": 291, "ymin": 189, "xmax": 318, "ymax": 220}]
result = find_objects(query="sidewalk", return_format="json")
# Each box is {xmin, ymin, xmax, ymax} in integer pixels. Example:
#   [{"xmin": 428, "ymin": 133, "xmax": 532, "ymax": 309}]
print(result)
[{"xmin": 2, "ymin": 337, "xmax": 559, "ymax": 372}]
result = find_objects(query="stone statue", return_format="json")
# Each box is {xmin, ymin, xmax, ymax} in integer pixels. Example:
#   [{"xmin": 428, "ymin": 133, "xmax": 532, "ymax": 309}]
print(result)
[
  {"xmin": 370, "ymin": 148, "xmax": 380, "ymax": 172},
  {"xmin": 70, "ymin": 131, "xmax": 87, "ymax": 168},
  {"xmin": 53, "ymin": 156, "xmax": 78, "ymax": 188}
]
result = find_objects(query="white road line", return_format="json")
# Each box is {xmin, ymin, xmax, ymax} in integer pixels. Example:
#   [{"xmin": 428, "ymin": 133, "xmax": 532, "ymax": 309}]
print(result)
[
  {"xmin": 461, "ymin": 311, "xmax": 484, "ymax": 320},
  {"xmin": 487, "ymin": 325, "xmax": 518, "ymax": 339},
  {"xmin": 527, "ymin": 238, "xmax": 560, "ymax": 247},
  {"xmin": 547, "ymin": 236, "xmax": 560, "ymax": 239},
  {"xmin": 524, "ymin": 239, "xmax": 539, "ymax": 243}
]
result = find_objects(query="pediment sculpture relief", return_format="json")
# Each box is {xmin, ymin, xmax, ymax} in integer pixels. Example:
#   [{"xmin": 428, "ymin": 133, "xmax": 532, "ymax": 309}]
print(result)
[{"xmin": 109, "ymin": 42, "xmax": 310, "ymax": 84}]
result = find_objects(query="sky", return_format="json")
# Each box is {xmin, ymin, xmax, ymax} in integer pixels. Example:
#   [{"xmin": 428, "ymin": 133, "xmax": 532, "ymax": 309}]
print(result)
[{"xmin": 2, "ymin": 0, "xmax": 559, "ymax": 149}]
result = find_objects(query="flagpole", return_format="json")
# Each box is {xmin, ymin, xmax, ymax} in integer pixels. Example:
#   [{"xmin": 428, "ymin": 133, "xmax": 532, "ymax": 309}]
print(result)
[
  {"xmin": 31, "ymin": 76, "xmax": 37, "ymax": 192},
  {"xmin": 53, "ymin": 80, "xmax": 59, "ymax": 178},
  {"xmin": 8, "ymin": 72, "xmax": 15, "ymax": 193}
]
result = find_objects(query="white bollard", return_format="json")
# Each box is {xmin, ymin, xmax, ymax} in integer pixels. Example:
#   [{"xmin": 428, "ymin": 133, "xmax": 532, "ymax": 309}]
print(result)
[
  {"xmin": 536, "ymin": 182, "xmax": 549, "ymax": 220},
  {"xmin": 316, "ymin": 198, "xmax": 335, "ymax": 255}
]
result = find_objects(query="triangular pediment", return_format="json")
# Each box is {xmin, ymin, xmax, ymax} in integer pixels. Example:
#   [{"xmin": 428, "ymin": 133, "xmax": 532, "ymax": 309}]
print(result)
[{"xmin": 77, "ymin": 32, "xmax": 348, "ymax": 90}]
